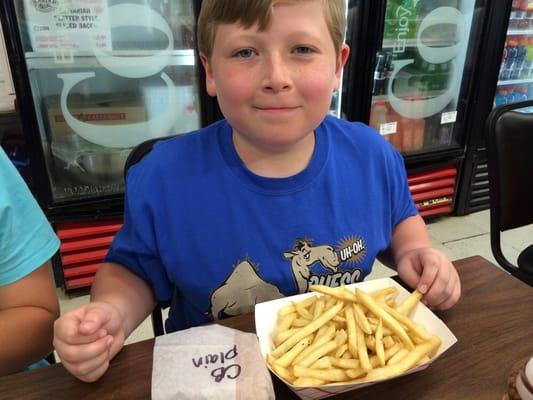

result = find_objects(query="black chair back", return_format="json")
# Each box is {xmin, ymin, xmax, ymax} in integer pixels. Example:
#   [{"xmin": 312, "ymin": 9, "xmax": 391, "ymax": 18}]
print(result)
[
  {"xmin": 486, "ymin": 100, "xmax": 533, "ymax": 286},
  {"xmin": 124, "ymin": 136, "xmax": 176, "ymax": 336}
]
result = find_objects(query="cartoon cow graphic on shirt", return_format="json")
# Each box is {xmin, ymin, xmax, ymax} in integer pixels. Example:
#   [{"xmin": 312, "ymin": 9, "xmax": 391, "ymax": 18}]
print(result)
[{"xmin": 209, "ymin": 239, "xmax": 340, "ymax": 320}]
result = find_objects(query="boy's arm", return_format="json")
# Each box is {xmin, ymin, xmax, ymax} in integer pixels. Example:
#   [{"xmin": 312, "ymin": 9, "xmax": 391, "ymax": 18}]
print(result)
[
  {"xmin": 53, "ymin": 262, "xmax": 157, "ymax": 382},
  {"xmin": 0, "ymin": 262, "xmax": 59, "ymax": 375},
  {"xmin": 388, "ymin": 215, "xmax": 461, "ymax": 310},
  {"xmin": 90, "ymin": 262, "xmax": 157, "ymax": 340}
]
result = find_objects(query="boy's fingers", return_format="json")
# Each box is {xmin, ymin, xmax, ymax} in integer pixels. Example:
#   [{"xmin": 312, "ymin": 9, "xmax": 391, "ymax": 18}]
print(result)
[
  {"xmin": 64, "ymin": 343, "xmax": 111, "ymax": 379},
  {"xmin": 57, "ymin": 334, "xmax": 112, "ymax": 365},
  {"xmin": 423, "ymin": 265, "xmax": 450, "ymax": 306},
  {"xmin": 416, "ymin": 252, "xmax": 440, "ymax": 295},
  {"xmin": 396, "ymin": 257, "xmax": 422, "ymax": 290},
  {"xmin": 79, "ymin": 307, "xmax": 112, "ymax": 335}
]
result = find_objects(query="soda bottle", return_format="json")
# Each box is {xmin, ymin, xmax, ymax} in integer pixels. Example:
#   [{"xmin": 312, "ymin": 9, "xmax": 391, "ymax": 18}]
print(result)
[
  {"xmin": 506, "ymin": 39, "xmax": 518, "ymax": 78},
  {"xmin": 513, "ymin": 37, "xmax": 528, "ymax": 78},
  {"xmin": 494, "ymin": 88, "xmax": 509, "ymax": 107},
  {"xmin": 500, "ymin": 41, "xmax": 510, "ymax": 81},
  {"xmin": 519, "ymin": 0, "xmax": 530, "ymax": 29},
  {"xmin": 507, "ymin": 87, "xmax": 517, "ymax": 103},
  {"xmin": 373, "ymin": 52, "xmax": 388, "ymax": 96},
  {"xmin": 517, "ymin": 86, "xmax": 529, "ymax": 101},
  {"xmin": 527, "ymin": 37, "xmax": 533, "ymax": 77},
  {"xmin": 510, "ymin": 0, "xmax": 520, "ymax": 29}
]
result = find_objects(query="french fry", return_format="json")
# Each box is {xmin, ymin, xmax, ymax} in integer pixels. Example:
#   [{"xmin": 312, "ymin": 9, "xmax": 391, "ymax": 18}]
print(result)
[
  {"xmin": 365, "ymin": 337, "xmax": 442, "ymax": 381},
  {"xmin": 345, "ymin": 306, "xmax": 358, "ymax": 358},
  {"xmin": 277, "ymin": 313, "xmax": 297, "ymax": 334},
  {"xmin": 293, "ymin": 377, "xmax": 326, "ymax": 387},
  {"xmin": 375, "ymin": 318, "xmax": 386, "ymax": 367},
  {"xmin": 292, "ymin": 318, "xmax": 312, "ymax": 327},
  {"xmin": 278, "ymin": 296, "xmax": 317, "ymax": 316},
  {"xmin": 312, "ymin": 299, "xmax": 325, "ymax": 320},
  {"xmin": 355, "ymin": 288, "xmax": 414, "ymax": 350},
  {"xmin": 293, "ymin": 365, "xmax": 349, "ymax": 382},
  {"xmin": 310, "ymin": 284, "xmax": 357, "ymax": 302},
  {"xmin": 396, "ymin": 289, "xmax": 423, "ymax": 315},
  {"xmin": 293, "ymin": 325, "xmax": 336, "ymax": 365},
  {"xmin": 356, "ymin": 321, "xmax": 372, "ymax": 372},
  {"xmin": 271, "ymin": 303, "xmax": 343, "ymax": 358},
  {"xmin": 275, "ymin": 328, "xmax": 300, "ymax": 347},
  {"xmin": 295, "ymin": 300, "xmax": 314, "ymax": 320},
  {"xmin": 353, "ymin": 303, "xmax": 373, "ymax": 335},
  {"xmin": 310, "ymin": 357, "xmax": 332, "ymax": 369},
  {"xmin": 297, "ymin": 340, "xmax": 338, "ymax": 368},
  {"xmin": 334, "ymin": 343, "xmax": 348, "ymax": 358},
  {"xmin": 276, "ymin": 336, "xmax": 313, "ymax": 367}
]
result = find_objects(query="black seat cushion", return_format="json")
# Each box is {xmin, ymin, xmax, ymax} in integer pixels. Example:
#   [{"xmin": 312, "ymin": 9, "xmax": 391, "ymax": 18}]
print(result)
[{"xmin": 518, "ymin": 244, "xmax": 533, "ymax": 276}]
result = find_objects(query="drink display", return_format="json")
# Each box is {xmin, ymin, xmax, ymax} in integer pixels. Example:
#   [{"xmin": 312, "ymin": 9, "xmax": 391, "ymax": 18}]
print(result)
[
  {"xmin": 371, "ymin": 0, "xmax": 473, "ymax": 154},
  {"xmin": 494, "ymin": 2, "xmax": 533, "ymax": 112}
]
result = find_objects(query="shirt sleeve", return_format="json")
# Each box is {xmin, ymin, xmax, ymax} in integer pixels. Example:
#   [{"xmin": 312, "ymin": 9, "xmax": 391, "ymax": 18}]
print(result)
[
  {"xmin": 0, "ymin": 149, "xmax": 59, "ymax": 286},
  {"xmin": 104, "ymin": 160, "xmax": 173, "ymax": 302}
]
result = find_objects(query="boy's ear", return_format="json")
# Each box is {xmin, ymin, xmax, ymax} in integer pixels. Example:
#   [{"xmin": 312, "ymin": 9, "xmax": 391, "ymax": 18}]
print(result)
[
  {"xmin": 200, "ymin": 53, "xmax": 217, "ymax": 97},
  {"xmin": 334, "ymin": 44, "xmax": 350, "ymax": 91}
]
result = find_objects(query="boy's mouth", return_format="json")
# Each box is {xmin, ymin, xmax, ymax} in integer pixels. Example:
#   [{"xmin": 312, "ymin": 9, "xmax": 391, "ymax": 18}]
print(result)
[{"xmin": 254, "ymin": 106, "xmax": 299, "ymax": 114}]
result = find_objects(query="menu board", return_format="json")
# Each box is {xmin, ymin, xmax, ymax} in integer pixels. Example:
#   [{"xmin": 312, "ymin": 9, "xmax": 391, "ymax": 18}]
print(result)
[{"xmin": 23, "ymin": 0, "xmax": 111, "ymax": 53}]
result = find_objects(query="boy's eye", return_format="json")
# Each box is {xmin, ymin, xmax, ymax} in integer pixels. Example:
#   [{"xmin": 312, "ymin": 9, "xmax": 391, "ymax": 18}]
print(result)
[
  {"xmin": 294, "ymin": 46, "xmax": 315, "ymax": 54},
  {"xmin": 233, "ymin": 49, "xmax": 256, "ymax": 58}
]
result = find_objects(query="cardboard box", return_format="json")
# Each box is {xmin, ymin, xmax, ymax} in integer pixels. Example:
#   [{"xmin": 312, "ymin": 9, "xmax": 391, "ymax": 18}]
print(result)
[
  {"xmin": 255, "ymin": 277, "xmax": 457, "ymax": 400},
  {"xmin": 43, "ymin": 94, "xmax": 146, "ymax": 139}
]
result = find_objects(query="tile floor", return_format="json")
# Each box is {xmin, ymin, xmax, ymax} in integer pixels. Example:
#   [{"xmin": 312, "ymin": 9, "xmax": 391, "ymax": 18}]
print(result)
[{"xmin": 56, "ymin": 209, "xmax": 532, "ymax": 348}]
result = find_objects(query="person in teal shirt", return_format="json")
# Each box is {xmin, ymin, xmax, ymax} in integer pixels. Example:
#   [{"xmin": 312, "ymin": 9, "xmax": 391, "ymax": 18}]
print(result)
[{"xmin": 0, "ymin": 147, "xmax": 60, "ymax": 375}]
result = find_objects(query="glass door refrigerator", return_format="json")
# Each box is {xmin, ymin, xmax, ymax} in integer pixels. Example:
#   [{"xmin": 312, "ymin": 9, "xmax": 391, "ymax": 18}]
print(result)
[
  {"xmin": 0, "ymin": 0, "xmax": 214, "ymax": 289},
  {"xmin": 456, "ymin": 0, "xmax": 533, "ymax": 215},
  {"xmin": 343, "ymin": 0, "xmax": 488, "ymax": 218}
]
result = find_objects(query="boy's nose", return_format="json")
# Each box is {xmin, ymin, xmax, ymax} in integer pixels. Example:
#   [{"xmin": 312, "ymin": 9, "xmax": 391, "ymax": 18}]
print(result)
[{"xmin": 262, "ymin": 55, "xmax": 291, "ymax": 93}]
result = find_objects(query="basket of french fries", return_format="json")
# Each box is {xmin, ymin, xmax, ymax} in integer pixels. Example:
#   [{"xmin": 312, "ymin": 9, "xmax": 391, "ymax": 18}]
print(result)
[{"xmin": 254, "ymin": 277, "xmax": 457, "ymax": 400}]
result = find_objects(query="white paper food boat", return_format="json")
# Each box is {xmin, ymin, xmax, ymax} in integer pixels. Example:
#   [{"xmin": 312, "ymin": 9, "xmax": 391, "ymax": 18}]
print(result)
[{"xmin": 255, "ymin": 277, "xmax": 457, "ymax": 400}]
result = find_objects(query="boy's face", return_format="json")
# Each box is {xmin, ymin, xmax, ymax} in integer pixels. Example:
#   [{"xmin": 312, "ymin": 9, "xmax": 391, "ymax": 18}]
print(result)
[{"xmin": 201, "ymin": 1, "xmax": 349, "ymax": 154}]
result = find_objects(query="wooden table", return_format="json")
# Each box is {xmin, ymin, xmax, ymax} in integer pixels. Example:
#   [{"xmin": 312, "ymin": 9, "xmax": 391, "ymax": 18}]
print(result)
[{"xmin": 1, "ymin": 256, "xmax": 532, "ymax": 400}]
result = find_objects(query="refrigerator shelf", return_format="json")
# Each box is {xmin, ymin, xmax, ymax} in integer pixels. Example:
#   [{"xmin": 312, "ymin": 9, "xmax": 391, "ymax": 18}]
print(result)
[
  {"xmin": 24, "ymin": 49, "xmax": 195, "ymax": 70},
  {"xmin": 382, "ymin": 39, "xmax": 456, "ymax": 50},
  {"xmin": 498, "ymin": 77, "xmax": 533, "ymax": 85},
  {"xmin": 507, "ymin": 29, "xmax": 533, "ymax": 35}
]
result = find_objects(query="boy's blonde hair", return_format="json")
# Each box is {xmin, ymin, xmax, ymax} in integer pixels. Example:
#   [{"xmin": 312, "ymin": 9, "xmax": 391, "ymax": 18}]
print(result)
[{"xmin": 197, "ymin": 0, "xmax": 346, "ymax": 59}]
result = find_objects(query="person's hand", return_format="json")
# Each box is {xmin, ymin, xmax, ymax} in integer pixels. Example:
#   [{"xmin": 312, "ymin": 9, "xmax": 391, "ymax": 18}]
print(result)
[
  {"xmin": 396, "ymin": 247, "xmax": 461, "ymax": 310},
  {"xmin": 53, "ymin": 302, "xmax": 126, "ymax": 382}
]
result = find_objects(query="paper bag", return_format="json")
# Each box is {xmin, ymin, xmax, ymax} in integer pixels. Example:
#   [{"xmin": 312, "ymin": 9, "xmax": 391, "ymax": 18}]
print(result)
[{"xmin": 152, "ymin": 324, "xmax": 275, "ymax": 400}]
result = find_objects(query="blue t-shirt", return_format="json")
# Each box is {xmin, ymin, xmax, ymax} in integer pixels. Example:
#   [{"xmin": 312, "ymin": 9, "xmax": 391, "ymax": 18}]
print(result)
[
  {"xmin": 106, "ymin": 116, "xmax": 418, "ymax": 332},
  {"xmin": 0, "ymin": 149, "xmax": 59, "ymax": 285}
]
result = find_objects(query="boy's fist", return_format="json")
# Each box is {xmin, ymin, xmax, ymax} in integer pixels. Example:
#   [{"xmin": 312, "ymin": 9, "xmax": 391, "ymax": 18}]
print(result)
[{"xmin": 53, "ymin": 302, "xmax": 125, "ymax": 382}]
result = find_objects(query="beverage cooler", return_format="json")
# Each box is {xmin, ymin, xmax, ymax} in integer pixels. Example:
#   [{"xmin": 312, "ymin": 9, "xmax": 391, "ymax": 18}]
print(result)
[
  {"xmin": 456, "ymin": 0, "xmax": 533, "ymax": 215},
  {"xmin": 0, "ymin": 0, "xmax": 221, "ymax": 289},
  {"xmin": 342, "ymin": 0, "xmax": 488, "ymax": 218}
]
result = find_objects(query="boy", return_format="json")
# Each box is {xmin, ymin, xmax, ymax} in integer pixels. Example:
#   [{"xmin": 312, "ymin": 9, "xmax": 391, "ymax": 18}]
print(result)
[{"xmin": 54, "ymin": 0, "xmax": 460, "ymax": 383}]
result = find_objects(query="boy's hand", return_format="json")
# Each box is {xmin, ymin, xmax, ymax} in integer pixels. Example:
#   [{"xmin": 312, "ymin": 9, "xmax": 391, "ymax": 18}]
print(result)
[
  {"xmin": 396, "ymin": 247, "xmax": 461, "ymax": 310},
  {"xmin": 53, "ymin": 302, "xmax": 126, "ymax": 382}
]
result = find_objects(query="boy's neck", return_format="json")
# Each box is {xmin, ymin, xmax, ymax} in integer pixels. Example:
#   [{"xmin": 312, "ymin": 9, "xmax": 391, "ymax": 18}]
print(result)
[{"xmin": 232, "ymin": 130, "xmax": 316, "ymax": 178}]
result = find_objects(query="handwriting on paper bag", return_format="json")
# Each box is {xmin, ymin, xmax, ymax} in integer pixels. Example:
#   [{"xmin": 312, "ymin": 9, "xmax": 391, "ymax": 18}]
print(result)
[{"xmin": 191, "ymin": 345, "xmax": 242, "ymax": 383}]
